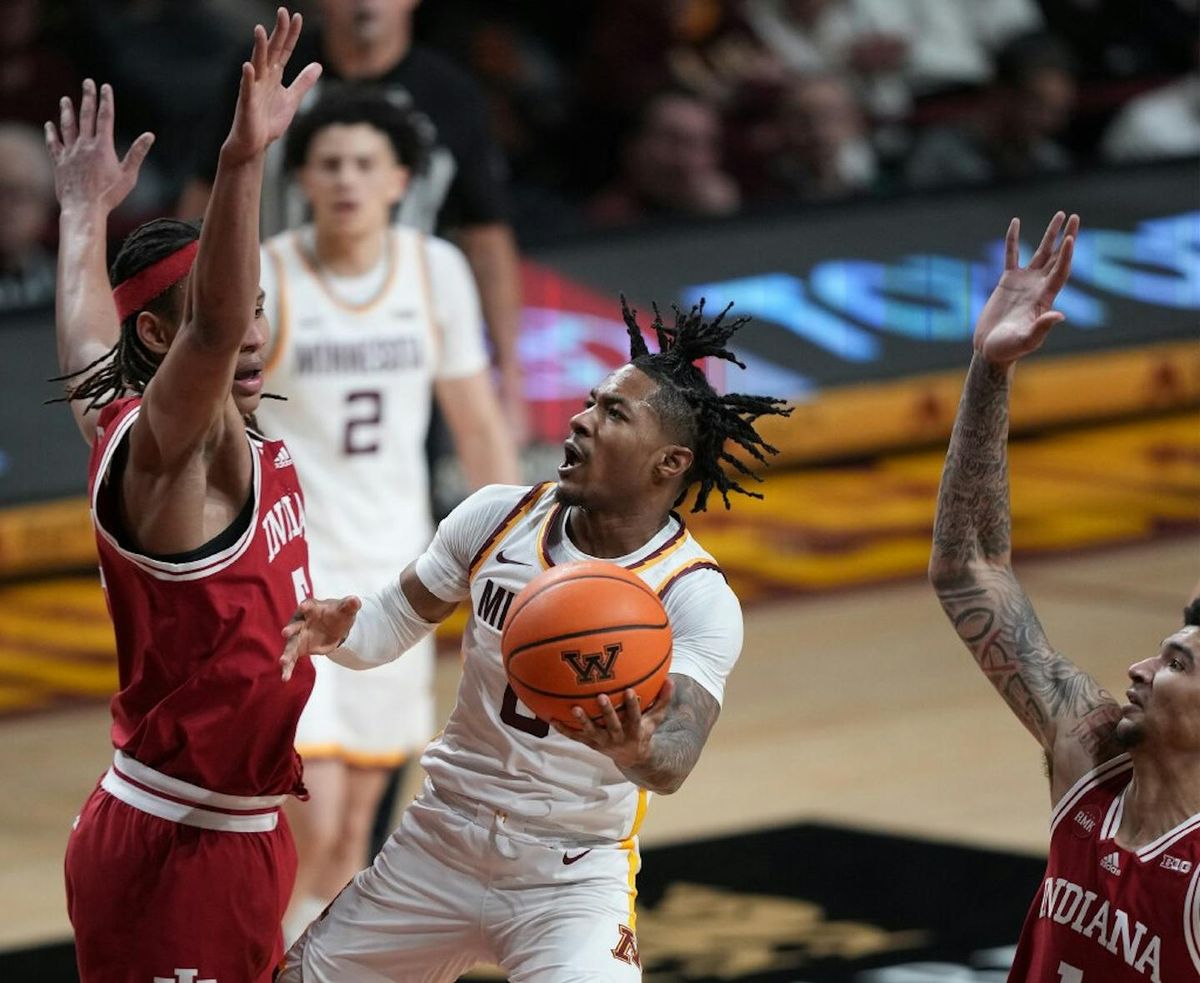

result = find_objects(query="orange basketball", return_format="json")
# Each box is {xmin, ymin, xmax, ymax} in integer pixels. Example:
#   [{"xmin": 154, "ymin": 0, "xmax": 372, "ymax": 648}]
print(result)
[{"xmin": 501, "ymin": 561, "xmax": 672, "ymax": 729}]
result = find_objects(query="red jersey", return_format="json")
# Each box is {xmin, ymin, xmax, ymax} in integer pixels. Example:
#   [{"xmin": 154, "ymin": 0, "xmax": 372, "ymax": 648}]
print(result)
[
  {"xmin": 87, "ymin": 397, "xmax": 315, "ymax": 797},
  {"xmin": 1009, "ymin": 754, "xmax": 1200, "ymax": 982}
]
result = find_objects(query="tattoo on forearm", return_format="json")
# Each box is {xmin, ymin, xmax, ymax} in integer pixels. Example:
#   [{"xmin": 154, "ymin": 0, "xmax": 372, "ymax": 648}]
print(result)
[
  {"xmin": 936, "ymin": 574, "xmax": 1121, "ymax": 754},
  {"xmin": 932, "ymin": 356, "xmax": 1014, "ymax": 568},
  {"xmin": 621, "ymin": 676, "xmax": 720, "ymax": 794}
]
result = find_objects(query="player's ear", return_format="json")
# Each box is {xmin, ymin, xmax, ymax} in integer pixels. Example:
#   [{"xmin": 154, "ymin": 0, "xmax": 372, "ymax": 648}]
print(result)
[
  {"xmin": 388, "ymin": 164, "xmax": 410, "ymax": 206},
  {"xmin": 135, "ymin": 310, "xmax": 174, "ymax": 355},
  {"xmin": 655, "ymin": 444, "xmax": 693, "ymax": 484}
]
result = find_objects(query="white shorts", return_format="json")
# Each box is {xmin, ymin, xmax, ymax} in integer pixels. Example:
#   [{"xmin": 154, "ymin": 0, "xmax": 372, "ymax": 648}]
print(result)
[
  {"xmin": 294, "ymin": 635, "xmax": 435, "ymax": 766},
  {"xmin": 279, "ymin": 783, "xmax": 643, "ymax": 982}
]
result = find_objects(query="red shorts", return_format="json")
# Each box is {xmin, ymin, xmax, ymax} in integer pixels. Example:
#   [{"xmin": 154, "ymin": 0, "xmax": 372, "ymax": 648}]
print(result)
[{"xmin": 64, "ymin": 758, "xmax": 297, "ymax": 983}]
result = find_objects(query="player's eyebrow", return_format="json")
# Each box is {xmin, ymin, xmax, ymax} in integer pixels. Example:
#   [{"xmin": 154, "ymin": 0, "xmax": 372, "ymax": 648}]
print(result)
[
  {"xmin": 256, "ymin": 289, "xmax": 266, "ymax": 305},
  {"xmin": 1164, "ymin": 641, "xmax": 1196, "ymax": 668},
  {"xmin": 588, "ymin": 389, "xmax": 631, "ymax": 408}
]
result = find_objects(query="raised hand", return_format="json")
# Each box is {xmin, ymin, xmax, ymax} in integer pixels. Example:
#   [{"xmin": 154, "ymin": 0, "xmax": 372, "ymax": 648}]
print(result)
[
  {"xmin": 280, "ymin": 595, "xmax": 361, "ymax": 681},
  {"xmin": 44, "ymin": 79, "xmax": 154, "ymax": 214},
  {"xmin": 974, "ymin": 211, "xmax": 1078, "ymax": 366},
  {"xmin": 552, "ymin": 678, "xmax": 675, "ymax": 769},
  {"xmin": 222, "ymin": 7, "xmax": 322, "ymax": 164}
]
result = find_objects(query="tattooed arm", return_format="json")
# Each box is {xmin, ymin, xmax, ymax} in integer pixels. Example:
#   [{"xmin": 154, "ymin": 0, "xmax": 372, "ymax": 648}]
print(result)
[
  {"xmin": 929, "ymin": 213, "xmax": 1122, "ymax": 803},
  {"xmin": 554, "ymin": 674, "xmax": 722, "ymax": 795}
]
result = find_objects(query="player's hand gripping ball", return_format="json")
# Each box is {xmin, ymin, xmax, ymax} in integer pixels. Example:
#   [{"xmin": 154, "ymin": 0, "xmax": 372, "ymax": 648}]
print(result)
[{"xmin": 501, "ymin": 561, "xmax": 672, "ymax": 729}]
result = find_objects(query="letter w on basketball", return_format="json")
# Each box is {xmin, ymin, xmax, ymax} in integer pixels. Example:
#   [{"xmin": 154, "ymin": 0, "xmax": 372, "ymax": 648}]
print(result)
[{"xmin": 501, "ymin": 562, "xmax": 671, "ymax": 727}]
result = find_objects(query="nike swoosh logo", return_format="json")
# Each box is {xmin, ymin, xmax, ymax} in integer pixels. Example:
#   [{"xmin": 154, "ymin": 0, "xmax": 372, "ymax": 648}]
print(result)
[
  {"xmin": 496, "ymin": 550, "xmax": 529, "ymax": 566},
  {"xmin": 562, "ymin": 849, "xmax": 592, "ymax": 865}
]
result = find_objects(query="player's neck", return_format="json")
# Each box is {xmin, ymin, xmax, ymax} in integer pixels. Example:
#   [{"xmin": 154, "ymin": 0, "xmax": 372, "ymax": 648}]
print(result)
[
  {"xmin": 564, "ymin": 506, "xmax": 671, "ymax": 561},
  {"xmin": 311, "ymin": 228, "xmax": 388, "ymax": 277},
  {"xmin": 1116, "ymin": 753, "xmax": 1200, "ymax": 849},
  {"xmin": 324, "ymin": 28, "xmax": 412, "ymax": 80}
]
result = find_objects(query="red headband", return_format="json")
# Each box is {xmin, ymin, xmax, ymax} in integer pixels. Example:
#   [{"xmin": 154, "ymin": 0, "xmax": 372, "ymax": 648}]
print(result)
[{"xmin": 112, "ymin": 240, "xmax": 199, "ymax": 322}]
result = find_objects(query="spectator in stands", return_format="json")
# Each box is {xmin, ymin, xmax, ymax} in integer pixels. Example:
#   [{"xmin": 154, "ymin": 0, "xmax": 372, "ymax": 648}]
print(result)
[
  {"xmin": 0, "ymin": 0, "xmax": 81, "ymax": 130},
  {"xmin": 0, "ymin": 122, "xmax": 55, "ymax": 314},
  {"xmin": 740, "ymin": 0, "xmax": 1043, "ymax": 124},
  {"xmin": 1101, "ymin": 67, "xmax": 1200, "ymax": 163},
  {"xmin": 180, "ymin": 0, "xmax": 528, "ymax": 444},
  {"xmin": 746, "ymin": 72, "xmax": 881, "ymax": 203},
  {"xmin": 904, "ymin": 31, "xmax": 1077, "ymax": 190},
  {"xmin": 588, "ymin": 89, "xmax": 741, "ymax": 227}
]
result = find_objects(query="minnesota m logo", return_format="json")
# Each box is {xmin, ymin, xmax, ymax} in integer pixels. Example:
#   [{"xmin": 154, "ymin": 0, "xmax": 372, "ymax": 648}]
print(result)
[
  {"xmin": 562, "ymin": 643, "xmax": 622, "ymax": 684},
  {"xmin": 611, "ymin": 924, "xmax": 640, "ymax": 967}
]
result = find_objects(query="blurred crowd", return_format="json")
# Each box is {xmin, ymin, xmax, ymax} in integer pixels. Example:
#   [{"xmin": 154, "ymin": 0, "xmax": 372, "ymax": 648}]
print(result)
[{"xmin": 2, "ymin": 0, "xmax": 1199, "ymax": 316}]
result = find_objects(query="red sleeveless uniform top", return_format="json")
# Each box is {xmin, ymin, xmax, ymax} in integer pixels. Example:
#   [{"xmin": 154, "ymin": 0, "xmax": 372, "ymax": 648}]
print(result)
[
  {"xmin": 87, "ymin": 397, "xmax": 315, "ymax": 797},
  {"xmin": 1009, "ymin": 754, "xmax": 1200, "ymax": 982}
]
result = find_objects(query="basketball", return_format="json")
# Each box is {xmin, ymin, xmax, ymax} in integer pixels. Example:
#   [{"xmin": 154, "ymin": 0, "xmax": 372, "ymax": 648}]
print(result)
[{"xmin": 501, "ymin": 561, "xmax": 673, "ymax": 728}]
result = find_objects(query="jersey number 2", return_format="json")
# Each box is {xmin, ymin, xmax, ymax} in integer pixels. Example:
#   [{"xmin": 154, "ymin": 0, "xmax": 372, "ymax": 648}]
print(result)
[{"xmin": 344, "ymin": 390, "xmax": 382, "ymax": 455}]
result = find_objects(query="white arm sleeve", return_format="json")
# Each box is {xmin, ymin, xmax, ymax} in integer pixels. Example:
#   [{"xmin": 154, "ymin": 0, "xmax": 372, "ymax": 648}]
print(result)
[
  {"xmin": 663, "ymin": 570, "xmax": 744, "ymax": 706},
  {"xmin": 426, "ymin": 235, "xmax": 490, "ymax": 380},
  {"xmin": 414, "ymin": 484, "xmax": 540, "ymax": 601},
  {"xmin": 329, "ymin": 575, "xmax": 437, "ymax": 671}
]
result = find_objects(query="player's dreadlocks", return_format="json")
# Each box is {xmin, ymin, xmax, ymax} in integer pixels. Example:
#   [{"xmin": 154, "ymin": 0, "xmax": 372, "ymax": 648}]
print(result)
[
  {"xmin": 621, "ymin": 295, "xmax": 792, "ymax": 512},
  {"xmin": 50, "ymin": 217, "xmax": 199, "ymax": 411}
]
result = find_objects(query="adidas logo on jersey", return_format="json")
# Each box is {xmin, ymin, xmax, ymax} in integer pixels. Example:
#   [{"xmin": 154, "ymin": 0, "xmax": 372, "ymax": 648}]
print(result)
[
  {"xmin": 1100, "ymin": 851, "xmax": 1122, "ymax": 876},
  {"xmin": 274, "ymin": 446, "xmax": 294, "ymax": 469}
]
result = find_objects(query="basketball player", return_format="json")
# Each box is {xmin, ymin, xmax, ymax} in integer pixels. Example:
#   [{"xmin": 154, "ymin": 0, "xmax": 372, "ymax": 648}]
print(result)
[
  {"xmin": 45, "ymin": 11, "xmax": 321, "ymax": 980},
  {"xmin": 276, "ymin": 299, "xmax": 791, "ymax": 980},
  {"xmin": 256, "ymin": 85, "xmax": 520, "ymax": 942},
  {"xmin": 930, "ymin": 211, "xmax": 1200, "ymax": 981}
]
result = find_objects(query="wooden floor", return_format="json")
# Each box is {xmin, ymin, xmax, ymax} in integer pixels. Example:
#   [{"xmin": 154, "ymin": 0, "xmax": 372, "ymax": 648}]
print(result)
[{"xmin": 0, "ymin": 534, "xmax": 1194, "ymax": 952}]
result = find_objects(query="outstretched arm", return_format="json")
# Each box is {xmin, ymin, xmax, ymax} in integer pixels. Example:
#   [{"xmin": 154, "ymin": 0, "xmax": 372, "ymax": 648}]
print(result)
[
  {"xmin": 929, "ymin": 213, "xmax": 1121, "ymax": 802},
  {"xmin": 138, "ymin": 9, "xmax": 320, "ymax": 460},
  {"xmin": 45, "ymin": 80, "xmax": 154, "ymax": 444}
]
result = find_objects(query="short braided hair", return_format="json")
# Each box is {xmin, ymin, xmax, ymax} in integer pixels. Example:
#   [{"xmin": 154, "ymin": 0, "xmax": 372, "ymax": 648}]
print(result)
[{"xmin": 621, "ymin": 295, "xmax": 792, "ymax": 512}]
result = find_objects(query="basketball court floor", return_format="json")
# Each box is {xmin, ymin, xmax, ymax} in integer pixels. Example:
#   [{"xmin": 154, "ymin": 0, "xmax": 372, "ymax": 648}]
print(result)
[{"xmin": 0, "ymin": 410, "xmax": 1196, "ymax": 977}]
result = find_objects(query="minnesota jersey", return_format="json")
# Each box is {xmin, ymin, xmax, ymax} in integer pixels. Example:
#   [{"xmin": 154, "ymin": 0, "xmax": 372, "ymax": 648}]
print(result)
[
  {"xmin": 413, "ymin": 482, "xmax": 744, "ymax": 842},
  {"xmin": 1009, "ymin": 754, "xmax": 1200, "ymax": 982},
  {"xmin": 87, "ymin": 397, "xmax": 315, "ymax": 797},
  {"xmin": 255, "ymin": 225, "xmax": 488, "ymax": 593}
]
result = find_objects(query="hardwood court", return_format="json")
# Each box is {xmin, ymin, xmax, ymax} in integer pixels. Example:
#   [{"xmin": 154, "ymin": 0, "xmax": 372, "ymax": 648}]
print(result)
[{"xmin": 0, "ymin": 411, "xmax": 1196, "ymax": 954}]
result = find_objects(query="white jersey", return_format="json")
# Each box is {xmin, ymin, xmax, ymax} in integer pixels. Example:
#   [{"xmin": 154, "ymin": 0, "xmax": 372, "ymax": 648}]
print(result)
[
  {"xmin": 414, "ymin": 482, "xmax": 744, "ymax": 842},
  {"xmin": 256, "ymin": 226, "xmax": 488, "ymax": 594}
]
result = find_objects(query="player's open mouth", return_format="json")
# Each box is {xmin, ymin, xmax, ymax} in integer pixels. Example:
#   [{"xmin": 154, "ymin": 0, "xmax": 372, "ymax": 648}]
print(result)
[
  {"xmin": 558, "ymin": 440, "xmax": 585, "ymax": 477},
  {"xmin": 233, "ymin": 368, "xmax": 263, "ymax": 395}
]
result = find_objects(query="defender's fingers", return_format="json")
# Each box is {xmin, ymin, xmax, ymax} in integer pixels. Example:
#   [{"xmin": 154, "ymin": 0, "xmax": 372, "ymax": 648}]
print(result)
[
  {"xmin": 44, "ymin": 121, "xmax": 63, "ymax": 160},
  {"xmin": 277, "ymin": 11, "xmax": 303, "ymax": 66},
  {"xmin": 287, "ymin": 62, "xmax": 323, "ymax": 101},
  {"xmin": 1030, "ymin": 211, "xmax": 1065, "ymax": 270},
  {"xmin": 59, "ymin": 96, "xmax": 77, "ymax": 146},
  {"xmin": 78, "ymin": 79, "xmax": 97, "ymax": 139},
  {"xmin": 120, "ymin": 132, "xmax": 155, "ymax": 175},
  {"xmin": 1047, "ymin": 235, "xmax": 1075, "ymax": 292},
  {"xmin": 95, "ymin": 83, "xmax": 115, "ymax": 139},
  {"xmin": 264, "ymin": 7, "xmax": 289, "ymax": 64},
  {"xmin": 251, "ymin": 23, "xmax": 269, "ymax": 74},
  {"xmin": 1004, "ymin": 217, "xmax": 1019, "ymax": 270}
]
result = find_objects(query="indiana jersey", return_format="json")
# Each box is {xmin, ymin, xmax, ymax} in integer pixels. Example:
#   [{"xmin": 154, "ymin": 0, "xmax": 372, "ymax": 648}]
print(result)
[
  {"xmin": 413, "ymin": 482, "xmax": 744, "ymax": 842},
  {"xmin": 255, "ymin": 225, "xmax": 488, "ymax": 593},
  {"xmin": 1009, "ymin": 754, "xmax": 1200, "ymax": 982},
  {"xmin": 87, "ymin": 397, "xmax": 315, "ymax": 797}
]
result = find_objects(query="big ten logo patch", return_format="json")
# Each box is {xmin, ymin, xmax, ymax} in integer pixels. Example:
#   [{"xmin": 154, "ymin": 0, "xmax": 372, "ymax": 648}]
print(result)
[
  {"xmin": 1161, "ymin": 854, "xmax": 1193, "ymax": 874},
  {"xmin": 477, "ymin": 579, "xmax": 517, "ymax": 631},
  {"xmin": 563, "ymin": 644, "xmax": 622, "ymax": 684},
  {"xmin": 611, "ymin": 925, "xmax": 640, "ymax": 967}
]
